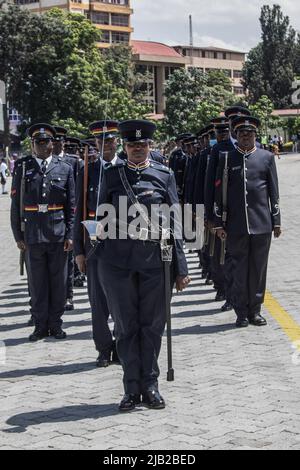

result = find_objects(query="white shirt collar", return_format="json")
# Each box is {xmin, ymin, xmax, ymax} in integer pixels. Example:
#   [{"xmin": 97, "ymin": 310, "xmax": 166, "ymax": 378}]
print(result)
[{"xmin": 35, "ymin": 155, "xmax": 52, "ymax": 168}]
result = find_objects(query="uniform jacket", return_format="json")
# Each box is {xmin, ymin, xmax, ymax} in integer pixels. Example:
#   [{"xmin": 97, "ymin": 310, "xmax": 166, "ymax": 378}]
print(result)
[
  {"xmin": 97, "ymin": 160, "xmax": 188, "ymax": 277},
  {"xmin": 74, "ymin": 158, "xmax": 106, "ymax": 258},
  {"xmin": 193, "ymin": 147, "xmax": 211, "ymax": 208},
  {"xmin": 11, "ymin": 155, "xmax": 75, "ymax": 244},
  {"xmin": 214, "ymin": 148, "xmax": 281, "ymax": 235},
  {"xmin": 204, "ymin": 141, "xmax": 234, "ymax": 222}
]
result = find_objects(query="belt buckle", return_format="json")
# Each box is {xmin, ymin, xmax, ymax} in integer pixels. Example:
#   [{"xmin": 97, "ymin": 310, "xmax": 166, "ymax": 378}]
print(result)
[
  {"xmin": 139, "ymin": 228, "xmax": 149, "ymax": 241},
  {"xmin": 38, "ymin": 204, "xmax": 48, "ymax": 213}
]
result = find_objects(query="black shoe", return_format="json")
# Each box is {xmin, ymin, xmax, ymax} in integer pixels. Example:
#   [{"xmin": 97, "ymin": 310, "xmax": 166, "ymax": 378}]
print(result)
[
  {"xmin": 142, "ymin": 390, "xmax": 166, "ymax": 410},
  {"xmin": 111, "ymin": 341, "xmax": 120, "ymax": 365},
  {"xmin": 29, "ymin": 328, "xmax": 49, "ymax": 342},
  {"xmin": 249, "ymin": 314, "xmax": 267, "ymax": 327},
  {"xmin": 205, "ymin": 278, "xmax": 214, "ymax": 286},
  {"xmin": 96, "ymin": 349, "xmax": 111, "ymax": 368},
  {"xmin": 119, "ymin": 394, "xmax": 141, "ymax": 413},
  {"xmin": 215, "ymin": 291, "xmax": 226, "ymax": 302},
  {"xmin": 65, "ymin": 299, "xmax": 74, "ymax": 311},
  {"xmin": 221, "ymin": 301, "xmax": 233, "ymax": 312},
  {"xmin": 27, "ymin": 316, "xmax": 35, "ymax": 327},
  {"xmin": 236, "ymin": 318, "xmax": 249, "ymax": 328},
  {"xmin": 49, "ymin": 329, "xmax": 67, "ymax": 340}
]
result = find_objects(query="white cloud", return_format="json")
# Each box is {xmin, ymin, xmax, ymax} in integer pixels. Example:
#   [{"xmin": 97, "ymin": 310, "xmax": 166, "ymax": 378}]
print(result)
[{"xmin": 131, "ymin": 0, "xmax": 300, "ymax": 50}]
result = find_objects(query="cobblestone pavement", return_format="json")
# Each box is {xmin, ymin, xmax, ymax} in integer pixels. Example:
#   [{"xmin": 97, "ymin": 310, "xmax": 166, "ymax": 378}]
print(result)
[{"xmin": 0, "ymin": 155, "xmax": 300, "ymax": 450}]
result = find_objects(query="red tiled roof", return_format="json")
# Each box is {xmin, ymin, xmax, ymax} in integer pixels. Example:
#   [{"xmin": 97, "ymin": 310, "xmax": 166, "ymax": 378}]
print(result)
[{"xmin": 131, "ymin": 40, "xmax": 183, "ymax": 58}]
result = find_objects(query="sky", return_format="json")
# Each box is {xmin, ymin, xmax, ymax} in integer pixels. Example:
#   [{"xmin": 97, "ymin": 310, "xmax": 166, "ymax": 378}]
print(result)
[{"xmin": 131, "ymin": 0, "xmax": 300, "ymax": 52}]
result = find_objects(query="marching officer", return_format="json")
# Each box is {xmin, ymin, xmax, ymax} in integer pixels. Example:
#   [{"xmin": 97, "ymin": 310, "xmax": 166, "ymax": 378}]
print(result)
[
  {"xmin": 195, "ymin": 125, "xmax": 214, "ymax": 282},
  {"xmin": 96, "ymin": 120, "xmax": 190, "ymax": 412},
  {"xmin": 214, "ymin": 116, "xmax": 281, "ymax": 328},
  {"xmin": 53, "ymin": 127, "xmax": 85, "ymax": 309},
  {"xmin": 11, "ymin": 124, "xmax": 75, "ymax": 341},
  {"xmin": 74, "ymin": 120, "xmax": 120, "ymax": 368},
  {"xmin": 205, "ymin": 108, "xmax": 251, "ymax": 310}
]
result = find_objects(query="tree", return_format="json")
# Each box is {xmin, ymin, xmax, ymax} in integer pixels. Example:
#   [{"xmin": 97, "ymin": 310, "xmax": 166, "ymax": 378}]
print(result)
[
  {"xmin": 243, "ymin": 4, "xmax": 297, "ymax": 108},
  {"xmin": 162, "ymin": 68, "xmax": 236, "ymax": 137},
  {"xmin": 0, "ymin": 6, "xmax": 149, "ymax": 143},
  {"xmin": 250, "ymin": 95, "xmax": 274, "ymax": 134}
]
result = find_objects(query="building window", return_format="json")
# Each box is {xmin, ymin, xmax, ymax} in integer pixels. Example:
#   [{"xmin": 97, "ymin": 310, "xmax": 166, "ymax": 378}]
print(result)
[
  {"xmin": 233, "ymin": 70, "xmax": 243, "ymax": 79},
  {"xmin": 94, "ymin": 0, "xmax": 129, "ymax": 5},
  {"xmin": 99, "ymin": 31, "xmax": 110, "ymax": 43},
  {"xmin": 14, "ymin": 0, "xmax": 39, "ymax": 4},
  {"xmin": 111, "ymin": 32, "xmax": 130, "ymax": 44},
  {"xmin": 233, "ymin": 86, "xmax": 244, "ymax": 95},
  {"xmin": 111, "ymin": 13, "xmax": 129, "ymax": 27},
  {"xmin": 91, "ymin": 12, "xmax": 110, "ymax": 25}
]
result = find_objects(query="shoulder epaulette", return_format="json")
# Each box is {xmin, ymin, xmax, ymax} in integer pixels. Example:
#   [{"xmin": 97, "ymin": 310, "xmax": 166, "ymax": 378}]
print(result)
[{"xmin": 149, "ymin": 160, "xmax": 171, "ymax": 174}]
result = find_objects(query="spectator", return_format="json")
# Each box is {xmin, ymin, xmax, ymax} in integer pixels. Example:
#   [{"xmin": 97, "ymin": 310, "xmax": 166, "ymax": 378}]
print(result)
[{"xmin": 0, "ymin": 158, "xmax": 8, "ymax": 195}]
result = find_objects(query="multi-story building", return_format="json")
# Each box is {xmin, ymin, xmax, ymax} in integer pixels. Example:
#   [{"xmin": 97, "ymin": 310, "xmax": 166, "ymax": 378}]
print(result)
[
  {"xmin": 174, "ymin": 45, "xmax": 246, "ymax": 96},
  {"xmin": 13, "ymin": 0, "xmax": 134, "ymax": 48},
  {"xmin": 132, "ymin": 42, "xmax": 247, "ymax": 115}
]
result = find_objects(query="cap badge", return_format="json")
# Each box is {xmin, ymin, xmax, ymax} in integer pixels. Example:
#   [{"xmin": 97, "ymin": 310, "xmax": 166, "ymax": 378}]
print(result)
[
  {"xmin": 40, "ymin": 128, "xmax": 45, "ymax": 133},
  {"xmin": 103, "ymin": 126, "xmax": 108, "ymax": 133},
  {"xmin": 245, "ymin": 120, "xmax": 250, "ymax": 125},
  {"xmin": 136, "ymin": 129, "xmax": 142, "ymax": 139}
]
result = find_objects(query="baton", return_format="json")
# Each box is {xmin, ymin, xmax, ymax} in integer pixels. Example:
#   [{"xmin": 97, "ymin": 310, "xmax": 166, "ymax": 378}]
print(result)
[{"xmin": 163, "ymin": 246, "xmax": 174, "ymax": 382}]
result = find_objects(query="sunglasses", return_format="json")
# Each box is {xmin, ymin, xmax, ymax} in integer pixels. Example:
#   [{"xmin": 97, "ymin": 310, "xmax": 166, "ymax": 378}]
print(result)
[{"xmin": 126, "ymin": 142, "xmax": 149, "ymax": 149}]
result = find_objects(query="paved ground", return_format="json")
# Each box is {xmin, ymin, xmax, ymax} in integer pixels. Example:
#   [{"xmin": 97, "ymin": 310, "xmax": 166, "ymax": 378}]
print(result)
[{"xmin": 0, "ymin": 154, "xmax": 300, "ymax": 450}]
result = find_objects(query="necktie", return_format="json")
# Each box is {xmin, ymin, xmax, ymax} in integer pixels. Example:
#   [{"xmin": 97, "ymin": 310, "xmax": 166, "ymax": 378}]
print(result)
[{"xmin": 41, "ymin": 160, "xmax": 47, "ymax": 174}]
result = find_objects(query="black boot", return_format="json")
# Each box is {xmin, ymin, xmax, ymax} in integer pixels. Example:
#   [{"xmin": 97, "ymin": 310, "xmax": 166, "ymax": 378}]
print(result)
[
  {"xmin": 142, "ymin": 390, "xmax": 166, "ymax": 410},
  {"xmin": 221, "ymin": 301, "xmax": 233, "ymax": 312},
  {"xmin": 96, "ymin": 348, "xmax": 111, "ymax": 368},
  {"xmin": 29, "ymin": 328, "xmax": 49, "ymax": 342},
  {"xmin": 119, "ymin": 394, "xmax": 141, "ymax": 413},
  {"xmin": 65, "ymin": 299, "xmax": 74, "ymax": 311},
  {"xmin": 249, "ymin": 314, "xmax": 267, "ymax": 326}
]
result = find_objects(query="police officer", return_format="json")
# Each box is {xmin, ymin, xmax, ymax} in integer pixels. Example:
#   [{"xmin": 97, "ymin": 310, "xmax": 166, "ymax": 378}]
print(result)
[
  {"xmin": 205, "ymin": 108, "xmax": 251, "ymax": 310},
  {"xmin": 74, "ymin": 120, "xmax": 120, "ymax": 368},
  {"xmin": 11, "ymin": 124, "xmax": 75, "ymax": 341},
  {"xmin": 97, "ymin": 120, "xmax": 190, "ymax": 412},
  {"xmin": 194, "ymin": 125, "xmax": 214, "ymax": 283},
  {"xmin": 171, "ymin": 133, "xmax": 192, "ymax": 202},
  {"xmin": 214, "ymin": 116, "xmax": 281, "ymax": 328},
  {"xmin": 53, "ymin": 127, "xmax": 85, "ymax": 309}
]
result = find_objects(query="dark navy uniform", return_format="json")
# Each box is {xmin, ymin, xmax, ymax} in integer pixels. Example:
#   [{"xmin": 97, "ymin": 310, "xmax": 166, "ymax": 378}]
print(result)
[
  {"xmin": 74, "ymin": 158, "xmax": 115, "ymax": 355},
  {"xmin": 11, "ymin": 146, "xmax": 75, "ymax": 335},
  {"xmin": 54, "ymin": 129, "xmax": 85, "ymax": 304},
  {"xmin": 97, "ymin": 120, "xmax": 188, "ymax": 408},
  {"xmin": 214, "ymin": 117, "xmax": 281, "ymax": 323}
]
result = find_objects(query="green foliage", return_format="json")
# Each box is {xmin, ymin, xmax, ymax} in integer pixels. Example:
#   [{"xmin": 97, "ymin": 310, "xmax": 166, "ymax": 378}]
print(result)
[
  {"xmin": 243, "ymin": 4, "xmax": 297, "ymax": 108},
  {"xmin": 0, "ymin": 6, "xmax": 149, "ymax": 141},
  {"xmin": 162, "ymin": 68, "xmax": 236, "ymax": 137},
  {"xmin": 249, "ymin": 95, "xmax": 274, "ymax": 132}
]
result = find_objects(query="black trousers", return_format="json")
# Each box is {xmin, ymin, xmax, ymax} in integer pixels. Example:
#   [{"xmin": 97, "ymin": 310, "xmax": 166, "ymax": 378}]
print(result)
[
  {"xmin": 86, "ymin": 257, "xmax": 113, "ymax": 352},
  {"xmin": 227, "ymin": 233, "xmax": 272, "ymax": 319},
  {"xmin": 66, "ymin": 251, "xmax": 74, "ymax": 299},
  {"xmin": 27, "ymin": 243, "xmax": 68, "ymax": 331},
  {"xmin": 210, "ymin": 237, "xmax": 225, "ymax": 293},
  {"xmin": 98, "ymin": 260, "xmax": 166, "ymax": 395}
]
